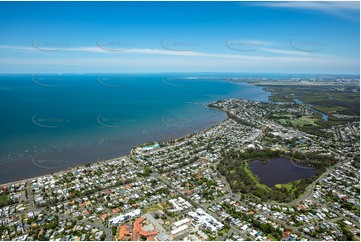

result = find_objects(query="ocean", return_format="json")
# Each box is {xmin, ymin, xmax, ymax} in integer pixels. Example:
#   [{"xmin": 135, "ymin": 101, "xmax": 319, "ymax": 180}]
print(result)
[{"xmin": 0, "ymin": 73, "xmax": 270, "ymax": 183}]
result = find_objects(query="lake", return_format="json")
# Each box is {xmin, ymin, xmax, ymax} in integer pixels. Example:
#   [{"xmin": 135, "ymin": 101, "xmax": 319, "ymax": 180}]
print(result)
[{"xmin": 248, "ymin": 157, "xmax": 316, "ymax": 187}]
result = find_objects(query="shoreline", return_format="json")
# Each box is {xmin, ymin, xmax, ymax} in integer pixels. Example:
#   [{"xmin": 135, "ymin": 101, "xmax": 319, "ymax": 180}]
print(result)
[
  {"xmin": 0, "ymin": 103, "xmax": 229, "ymax": 187},
  {"xmin": 0, "ymin": 155, "xmax": 129, "ymax": 187},
  {"xmin": 0, "ymin": 79, "xmax": 271, "ymax": 185}
]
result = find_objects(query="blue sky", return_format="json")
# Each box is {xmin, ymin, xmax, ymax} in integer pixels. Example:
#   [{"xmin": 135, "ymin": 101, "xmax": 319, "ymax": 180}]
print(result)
[{"xmin": 0, "ymin": 1, "xmax": 359, "ymax": 74}]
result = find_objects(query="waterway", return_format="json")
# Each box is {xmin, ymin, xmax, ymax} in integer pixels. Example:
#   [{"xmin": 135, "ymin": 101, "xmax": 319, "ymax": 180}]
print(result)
[{"xmin": 293, "ymin": 98, "xmax": 328, "ymax": 121}]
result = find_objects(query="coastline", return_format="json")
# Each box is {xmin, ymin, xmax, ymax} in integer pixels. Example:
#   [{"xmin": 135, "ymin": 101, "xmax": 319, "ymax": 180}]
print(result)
[
  {"xmin": 0, "ymin": 77, "xmax": 271, "ymax": 185},
  {"xmin": 0, "ymin": 103, "xmax": 229, "ymax": 186},
  {"xmin": 1, "ymin": 75, "xmax": 273, "ymax": 184}
]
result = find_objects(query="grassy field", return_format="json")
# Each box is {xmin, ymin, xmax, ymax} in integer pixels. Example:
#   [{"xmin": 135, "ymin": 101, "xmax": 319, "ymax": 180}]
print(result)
[
  {"xmin": 243, "ymin": 162, "xmax": 271, "ymax": 191},
  {"xmin": 141, "ymin": 203, "xmax": 164, "ymax": 213},
  {"xmin": 269, "ymin": 112, "xmax": 333, "ymax": 137},
  {"xmin": 274, "ymin": 183, "xmax": 292, "ymax": 190},
  {"xmin": 274, "ymin": 180, "xmax": 301, "ymax": 195},
  {"xmin": 276, "ymin": 114, "xmax": 319, "ymax": 127},
  {"xmin": 313, "ymin": 105, "xmax": 344, "ymax": 114}
]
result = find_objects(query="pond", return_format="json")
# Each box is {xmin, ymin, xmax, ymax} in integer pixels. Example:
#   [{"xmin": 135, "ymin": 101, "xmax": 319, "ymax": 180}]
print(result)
[{"xmin": 248, "ymin": 157, "xmax": 316, "ymax": 187}]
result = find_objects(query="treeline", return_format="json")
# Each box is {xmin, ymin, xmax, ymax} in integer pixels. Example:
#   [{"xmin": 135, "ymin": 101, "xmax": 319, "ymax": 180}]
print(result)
[
  {"xmin": 0, "ymin": 193, "xmax": 12, "ymax": 207},
  {"xmin": 207, "ymin": 102, "xmax": 257, "ymax": 128},
  {"xmin": 221, "ymin": 148, "xmax": 337, "ymax": 169},
  {"xmin": 218, "ymin": 158, "xmax": 299, "ymax": 202},
  {"xmin": 217, "ymin": 149, "xmax": 337, "ymax": 202}
]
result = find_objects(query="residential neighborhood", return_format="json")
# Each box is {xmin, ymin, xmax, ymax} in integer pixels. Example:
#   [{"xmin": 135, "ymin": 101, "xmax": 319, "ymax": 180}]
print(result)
[{"xmin": 0, "ymin": 98, "xmax": 359, "ymax": 241}]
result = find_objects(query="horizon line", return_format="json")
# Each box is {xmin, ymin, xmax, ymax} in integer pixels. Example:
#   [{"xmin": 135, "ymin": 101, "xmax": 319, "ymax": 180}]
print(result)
[{"xmin": 0, "ymin": 72, "xmax": 359, "ymax": 76}]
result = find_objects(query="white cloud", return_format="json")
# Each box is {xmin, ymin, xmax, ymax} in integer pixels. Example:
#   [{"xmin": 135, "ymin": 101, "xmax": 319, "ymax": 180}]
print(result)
[
  {"xmin": 0, "ymin": 45, "xmax": 35, "ymax": 51},
  {"xmin": 0, "ymin": 44, "xmax": 330, "ymax": 61},
  {"xmin": 249, "ymin": 1, "xmax": 359, "ymax": 19},
  {"xmin": 0, "ymin": 44, "xmax": 358, "ymax": 74},
  {"xmin": 260, "ymin": 47, "xmax": 328, "ymax": 57}
]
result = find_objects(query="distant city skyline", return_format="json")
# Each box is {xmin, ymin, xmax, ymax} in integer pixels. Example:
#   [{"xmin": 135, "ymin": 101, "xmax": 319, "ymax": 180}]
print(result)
[{"xmin": 0, "ymin": 1, "xmax": 359, "ymax": 74}]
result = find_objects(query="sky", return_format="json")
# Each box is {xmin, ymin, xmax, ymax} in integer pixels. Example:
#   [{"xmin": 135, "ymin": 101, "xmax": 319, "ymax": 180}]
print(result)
[{"xmin": 0, "ymin": 1, "xmax": 359, "ymax": 74}]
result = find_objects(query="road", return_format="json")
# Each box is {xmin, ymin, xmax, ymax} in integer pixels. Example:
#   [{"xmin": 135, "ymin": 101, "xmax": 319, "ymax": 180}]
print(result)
[
  {"xmin": 15, "ymin": 181, "xmax": 113, "ymax": 240},
  {"xmin": 26, "ymin": 180, "xmax": 35, "ymax": 211},
  {"xmin": 269, "ymin": 161, "xmax": 343, "ymax": 207},
  {"xmin": 144, "ymin": 213, "xmax": 166, "ymax": 233},
  {"xmin": 154, "ymin": 173, "xmax": 248, "ymax": 240},
  {"xmin": 43, "ymin": 210, "xmax": 112, "ymax": 240}
]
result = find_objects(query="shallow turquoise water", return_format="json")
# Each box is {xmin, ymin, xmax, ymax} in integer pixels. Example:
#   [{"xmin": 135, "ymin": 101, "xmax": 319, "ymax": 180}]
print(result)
[{"xmin": 0, "ymin": 73, "xmax": 270, "ymax": 182}]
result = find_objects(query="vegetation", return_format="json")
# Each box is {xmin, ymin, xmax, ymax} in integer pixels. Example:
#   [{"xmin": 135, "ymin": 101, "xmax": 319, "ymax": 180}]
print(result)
[
  {"xmin": 337, "ymin": 221, "xmax": 356, "ymax": 241},
  {"xmin": 112, "ymin": 226, "xmax": 117, "ymax": 236},
  {"xmin": 265, "ymin": 85, "xmax": 360, "ymax": 116},
  {"xmin": 268, "ymin": 112, "xmax": 336, "ymax": 138},
  {"xmin": 264, "ymin": 84, "xmax": 360, "ymax": 137},
  {"xmin": 274, "ymin": 181, "xmax": 295, "ymax": 191},
  {"xmin": 217, "ymin": 148, "xmax": 336, "ymax": 202},
  {"xmin": 143, "ymin": 166, "xmax": 153, "ymax": 176},
  {"xmin": 0, "ymin": 193, "xmax": 10, "ymax": 207},
  {"xmin": 221, "ymin": 202, "xmax": 283, "ymax": 239}
]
